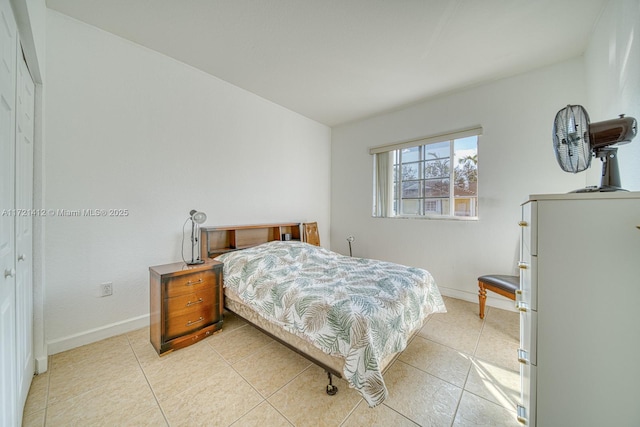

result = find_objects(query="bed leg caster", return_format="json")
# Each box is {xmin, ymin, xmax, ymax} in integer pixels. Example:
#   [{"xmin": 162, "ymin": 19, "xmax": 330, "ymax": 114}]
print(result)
[{"xmin": 326, "ymin": 372, "xmax": 338, "ymax": 396}]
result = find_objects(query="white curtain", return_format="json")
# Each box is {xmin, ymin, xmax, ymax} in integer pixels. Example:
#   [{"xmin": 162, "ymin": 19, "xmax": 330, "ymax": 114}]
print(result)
[{"xmin": 374, "ymin": 152, "xmax": 391, "ymax": 217}]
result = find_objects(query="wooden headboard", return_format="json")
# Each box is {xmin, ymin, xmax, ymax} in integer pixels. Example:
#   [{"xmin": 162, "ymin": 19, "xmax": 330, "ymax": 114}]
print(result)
[{"xmin": 200, "ymin": 223, "xmax": 302, "ymax": 259}]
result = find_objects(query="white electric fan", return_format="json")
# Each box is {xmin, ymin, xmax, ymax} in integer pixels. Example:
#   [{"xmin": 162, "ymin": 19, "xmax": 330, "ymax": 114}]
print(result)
[{"xmin": 552, "ymin": 105, "xmax": 637, "ymax": 192}]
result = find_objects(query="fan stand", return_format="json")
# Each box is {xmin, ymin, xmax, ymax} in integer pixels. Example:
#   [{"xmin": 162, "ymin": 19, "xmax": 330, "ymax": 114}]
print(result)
[
  {"xmin": 596, "ymin": 146, "xmax": 626, "ymax": 191},
  {"xmin": 576, "ymin": 147, "xmax": 626, "ymax": 192}
]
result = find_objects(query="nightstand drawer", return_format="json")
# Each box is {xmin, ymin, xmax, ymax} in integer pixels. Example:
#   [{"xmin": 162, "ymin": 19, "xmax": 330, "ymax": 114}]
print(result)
[
  {"xmin": 165, "ymin": 323, "xmax": 220, "ymax": 352},
  {"xmin": 165, "ymin": 270, "xmax": 216, "ymax": 298},
  {"xmin": 165, "ymin": 303, "xmax": 219, "ymax": 339},
  {"xmin": 166, "ymin": 289, "xmax": 215, "ymax": 318}
]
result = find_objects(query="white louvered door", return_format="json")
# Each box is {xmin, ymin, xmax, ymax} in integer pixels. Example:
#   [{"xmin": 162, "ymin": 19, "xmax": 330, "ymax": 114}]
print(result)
[
  {"xmin": 0, "ymin": 0, "xmax": 18, "ymax": 425},
  {"xmin": 0, "ymin": 1, "xmax": 36, "ymax": 424},
  {"xmin": 15, "ymin": 49, "xmax": 35, "ymax": 415}
]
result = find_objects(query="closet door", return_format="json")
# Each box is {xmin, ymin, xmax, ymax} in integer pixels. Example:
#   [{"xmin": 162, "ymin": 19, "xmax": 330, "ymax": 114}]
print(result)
[
  {"xmin": 0, "ymin": 0, "xmax": 18, "ymax": 425},
  {"xmin": 15, "ymin": 52, "xmax": 35, "ymax": 412}
]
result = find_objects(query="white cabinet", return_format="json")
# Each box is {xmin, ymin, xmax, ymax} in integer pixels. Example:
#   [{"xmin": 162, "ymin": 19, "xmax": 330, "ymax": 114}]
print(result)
[{"xmin": 518, "ymin": 192, "xmax": 640, "ymax": 426}]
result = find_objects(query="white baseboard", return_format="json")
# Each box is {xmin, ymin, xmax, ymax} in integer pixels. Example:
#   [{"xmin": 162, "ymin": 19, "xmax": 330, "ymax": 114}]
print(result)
[
  {"xmin": 47, "ymin": 314, "xmax": 150, "ymax": 355},
  {"xmin": 35, "ymin": 355, "xmax": 48, "ymax": 374},
  {"xmin": 438, "ymin": 286, "xmax": 517, "ymax": 313}
]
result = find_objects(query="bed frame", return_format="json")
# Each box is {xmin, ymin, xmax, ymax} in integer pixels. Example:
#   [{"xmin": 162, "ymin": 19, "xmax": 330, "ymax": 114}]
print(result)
[
  {"xmin": 200, "ymin": 222, "xmax": 341, "ymax": 394},
  {"xmin": 200, "ymin": 222, "xmax": 406, "ymax": 397}
]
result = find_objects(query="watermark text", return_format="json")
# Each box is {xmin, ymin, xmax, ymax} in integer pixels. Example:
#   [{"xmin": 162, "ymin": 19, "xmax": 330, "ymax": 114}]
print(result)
[{"xmin": 1, "ymin": 208, "xmax": 130, "ymax": 217}]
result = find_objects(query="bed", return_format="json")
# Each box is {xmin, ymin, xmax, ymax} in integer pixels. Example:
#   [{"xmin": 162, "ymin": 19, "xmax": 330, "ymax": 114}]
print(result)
[{"xmin": 201, "ymin": 223, "xmax": 446, "ymax": 407}]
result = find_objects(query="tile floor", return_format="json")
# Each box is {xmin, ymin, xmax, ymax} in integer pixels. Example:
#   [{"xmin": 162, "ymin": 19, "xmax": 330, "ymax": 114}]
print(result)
[{"xmin": 22, "ymin": 297, "xmax": 521, "ymax": 426}]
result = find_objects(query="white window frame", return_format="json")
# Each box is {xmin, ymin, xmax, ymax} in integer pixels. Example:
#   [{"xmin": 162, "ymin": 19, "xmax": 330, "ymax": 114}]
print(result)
[{"xmin": 371, "ymin": 126, "xmax": 482, "ymax": 220}]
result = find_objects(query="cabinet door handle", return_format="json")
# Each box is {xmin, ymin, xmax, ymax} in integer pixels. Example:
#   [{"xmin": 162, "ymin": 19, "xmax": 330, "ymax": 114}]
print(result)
[
  {"xmin": 517, "ymin": 348, "xmax": 530, "ymax": 364},
  {"xmin": 518, "ymin": 262, "xmax": 528, "ymax": 270},
  {"xmin": 4, "ymin": 268, "xmax": 16, "ymax": 278},
  {"xmin": 518, "ymin": 221, "xmax": 528, "ymax": 227},
  {"xmin": 17, "ymin": 254, "xmax": 26, "ymax": 261},
  {"xmin": 186, "ymin": 317, "xmax": 204, "ymax": 327},
  {"xmin": 517, "ymin": 405, "xmax": 527, "ymax": 424},
  {"xmin": 516, "ymin": 301, "xmax": 529, "ymax": 312},
  {"xmin": 186, "ymin": 278, "xmax": 203, "ymax": 286},
  {"xmin": 186, "ymin": 298, "xmax": 204, "ymax": 307}
]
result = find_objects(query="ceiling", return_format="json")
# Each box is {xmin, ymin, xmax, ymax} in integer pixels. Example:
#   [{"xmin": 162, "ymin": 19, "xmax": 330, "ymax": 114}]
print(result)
[{"xmin": 46, "ymin": 0, "xmax": 607, "ymax": 127}]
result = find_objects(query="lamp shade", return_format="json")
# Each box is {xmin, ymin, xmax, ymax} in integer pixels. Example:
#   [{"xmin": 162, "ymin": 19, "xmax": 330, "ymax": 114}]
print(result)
[{"xmin": 190, "ymin": 210, "xmax": 207, "ymax": 224}]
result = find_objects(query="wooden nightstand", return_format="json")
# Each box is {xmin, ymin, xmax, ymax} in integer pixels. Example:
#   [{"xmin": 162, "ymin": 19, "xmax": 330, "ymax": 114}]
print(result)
[{"xmin": 149, "ymin": 260, "xmax": 223, "ymax": 355}]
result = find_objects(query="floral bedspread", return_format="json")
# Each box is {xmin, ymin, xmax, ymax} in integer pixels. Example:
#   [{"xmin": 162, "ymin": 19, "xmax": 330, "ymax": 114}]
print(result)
[{"xmin": 215, "ymin": 241, "xmax": 446, "ymax": 407}]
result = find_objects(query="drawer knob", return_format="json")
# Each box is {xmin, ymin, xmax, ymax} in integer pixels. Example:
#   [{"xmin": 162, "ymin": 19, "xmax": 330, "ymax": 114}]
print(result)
[
  {"xmin": 186, "ymin": 278, "xmax": 203, "ymax": 286},
  {"xmin": 186, "ymin": 317, "xmax": 204, "ymax": 327},
  {"xmin": 518, "ymin": 262, "xmax": 528, "ymax": 270},
  {"xmin": 518, "ymin": 221, "xmax": 528, "ymax": 227},
  {"xmin": 186, "ymin": 298, "xmax": 204, "ymax": 307}
]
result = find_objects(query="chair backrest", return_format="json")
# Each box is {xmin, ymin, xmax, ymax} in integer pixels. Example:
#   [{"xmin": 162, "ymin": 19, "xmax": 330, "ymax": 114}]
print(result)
[{"xmin": 302, "ymin": 222, "xmax": 320, "ymax": 246}]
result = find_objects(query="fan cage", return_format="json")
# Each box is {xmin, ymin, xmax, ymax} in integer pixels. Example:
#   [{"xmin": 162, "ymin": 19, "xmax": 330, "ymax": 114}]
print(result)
[{"xmin": 553, "ymin": 105, "xmax": 592, "ymax": 173}]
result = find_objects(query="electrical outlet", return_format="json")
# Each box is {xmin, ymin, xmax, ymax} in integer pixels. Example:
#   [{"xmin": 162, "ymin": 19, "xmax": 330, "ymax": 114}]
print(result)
[{"xmin": 99, "ymin": 282, "xmax": 113, "ymax": 297}]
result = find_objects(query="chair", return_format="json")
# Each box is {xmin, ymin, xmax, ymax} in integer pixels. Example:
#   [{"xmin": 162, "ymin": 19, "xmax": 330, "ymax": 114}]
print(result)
[
  {"xmin": 302, "ymin": 222, "xmax": 320, "ymax": 246},
  {"xmin": 478, "ymin": 274, "xmax": 519, "ymax": 319}
]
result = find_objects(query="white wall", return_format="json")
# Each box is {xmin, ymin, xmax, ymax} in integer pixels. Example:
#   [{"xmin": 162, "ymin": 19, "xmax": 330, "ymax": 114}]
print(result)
[
  {"xmin": 44, "ymin": 10, "xmax": 331, "ymax": 353},
  {"xmin": 585, "ymin": 0, "xmax": 640, "ymax": 191},
  {"xmin": 330, "ymin": 59, "xmax": 588, "ymax": 306}
]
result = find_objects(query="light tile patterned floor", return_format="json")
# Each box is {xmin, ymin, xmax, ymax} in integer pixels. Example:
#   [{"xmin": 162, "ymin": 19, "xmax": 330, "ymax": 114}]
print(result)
[{"xmin": 22, "ymin": 297, "xmax": 521, "ymax": 426}]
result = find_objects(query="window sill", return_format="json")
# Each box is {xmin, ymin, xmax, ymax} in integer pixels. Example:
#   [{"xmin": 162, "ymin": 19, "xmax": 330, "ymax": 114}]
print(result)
[{"xmin": 372, "ymin": 215, "xmax": 479, "ymax": 221}]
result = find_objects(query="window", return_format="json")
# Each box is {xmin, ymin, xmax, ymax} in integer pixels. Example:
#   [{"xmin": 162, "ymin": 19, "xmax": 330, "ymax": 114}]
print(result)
[{"xmin": 371, "ymin": 126, "xmax": 481, "ymax": 219}]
